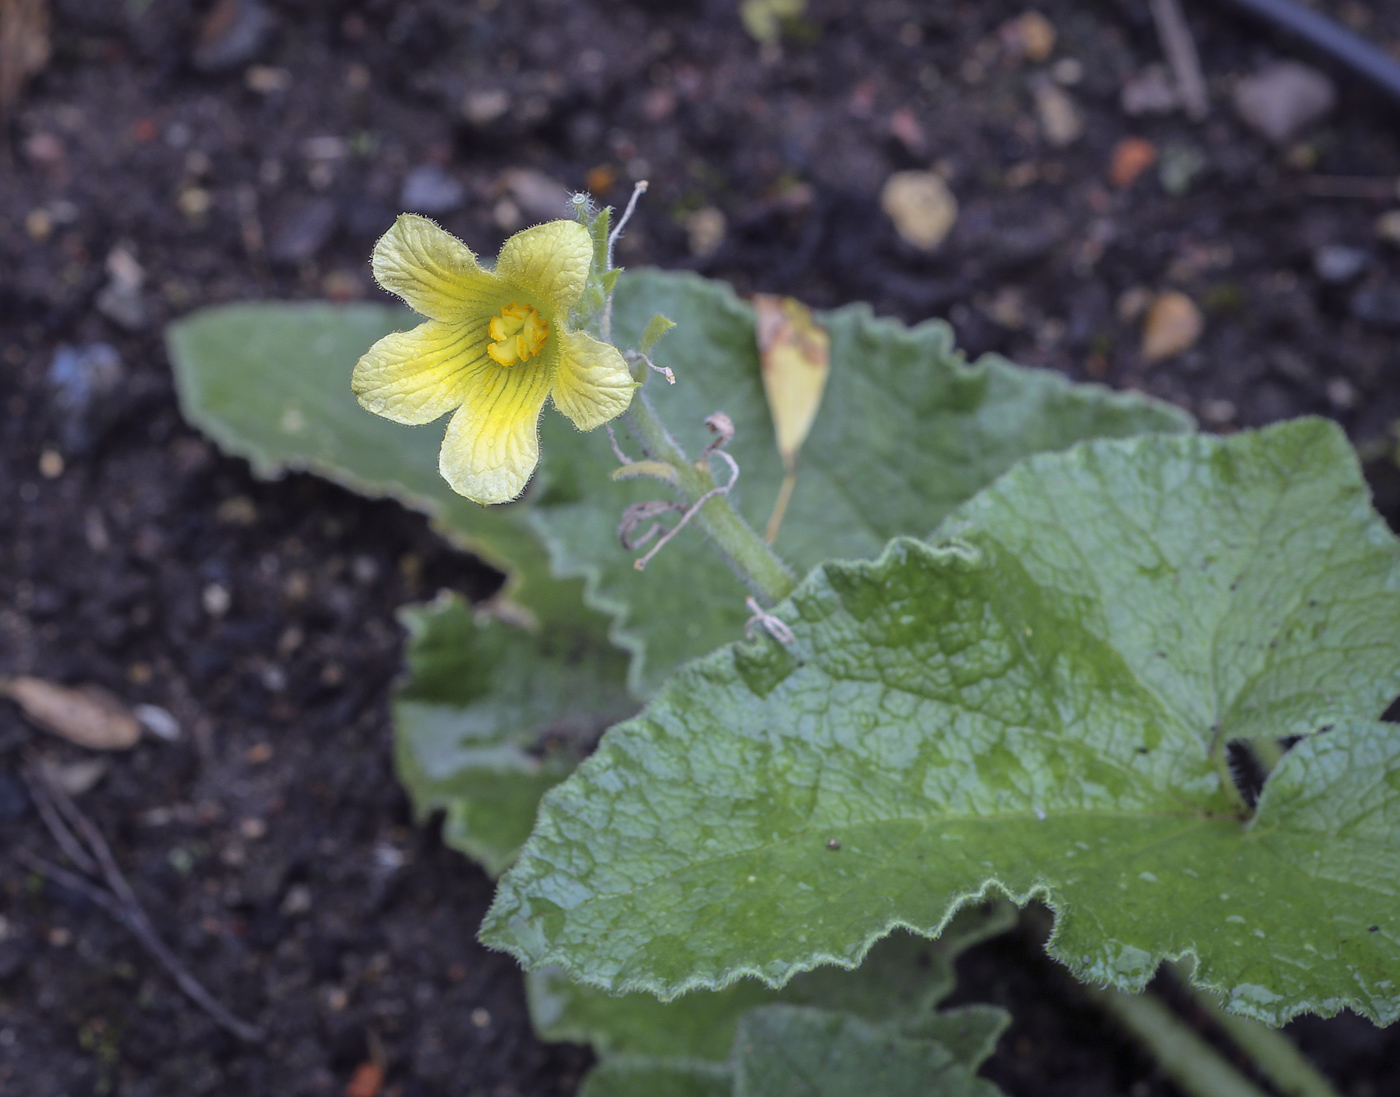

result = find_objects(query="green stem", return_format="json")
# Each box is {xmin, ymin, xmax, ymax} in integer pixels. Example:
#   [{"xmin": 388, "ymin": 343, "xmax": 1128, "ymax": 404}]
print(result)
[
  {"xmin": 1188, "ymin": 984, "xmax": 1342, "ymax": 1097},
  {"xmin": 1083, "ymin": 985, "xmax": 1270, "ymax": 1097},
  {"xmin": 623, "ymin": 392, "xmax": 797, "ymax": 606}
]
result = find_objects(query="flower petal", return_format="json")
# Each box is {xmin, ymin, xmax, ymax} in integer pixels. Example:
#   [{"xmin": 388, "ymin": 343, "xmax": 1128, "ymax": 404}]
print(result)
[
  {"xmin": 352, "ymin": 319, "xmax": 491, "ymax": 425},
  {"xmin": 372, "ymin": 214, "xmax": 503, "ymax": 321},
  {"xmin": 438, "ymin": 361, "xmax": 554, "ymax": 504},
  {"xmin": 550, "ymin": 331, "xmax": 637, "ymax": 431},
  {"xmin": 495, "ymin": 220, "xmax": 594, "ymax": 315}
]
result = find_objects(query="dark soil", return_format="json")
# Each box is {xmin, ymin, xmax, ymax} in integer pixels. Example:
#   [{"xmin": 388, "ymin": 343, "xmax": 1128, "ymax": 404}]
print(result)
[{"xmin": 3, "ymin": 0, "xmax": 1400, "ymax": 1094}]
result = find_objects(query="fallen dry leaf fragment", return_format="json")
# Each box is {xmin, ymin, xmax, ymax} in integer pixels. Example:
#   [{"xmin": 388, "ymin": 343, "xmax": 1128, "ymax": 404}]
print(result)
[
  {"xmin": 1141, "ymin": 291, "xmax": 1204, "ymax": 363},
  {"xmin": 1110, "ymin": 137, "xmax": 1157, "ymax": 189},
  {"xmin": 1, "ymin": 676, "xmax": 142, "ymax": 750},
  {"xmin": 0, "ymin": 0, "xmax": 50, "ymax": 118},
  {"xmin": 753, "ymin": 294, "xmax": 829, "ymax": 542},
  {"xmin": 880, "ymin": 171, "xmax": 958, "ymax": 252},
  {"xmin": 345, "ymin": 1060, "xmax": 384, "ymax": 1097}
]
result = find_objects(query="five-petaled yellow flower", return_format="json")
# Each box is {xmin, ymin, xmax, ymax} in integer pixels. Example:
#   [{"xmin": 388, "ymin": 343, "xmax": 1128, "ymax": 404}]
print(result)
[{"xmin": 352, "ymin": 214, "xmax": 636, "ymax": 504}]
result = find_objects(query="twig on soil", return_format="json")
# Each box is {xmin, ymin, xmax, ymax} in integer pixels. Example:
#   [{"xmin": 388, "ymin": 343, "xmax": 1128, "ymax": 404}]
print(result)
[
  {"xmin": 21, "ymin": 764, "xmax": 266, "ymax": 1043},
  {"xmin": 1150, "ymin": 0, "xmax": 1209, "ymax": 121}
]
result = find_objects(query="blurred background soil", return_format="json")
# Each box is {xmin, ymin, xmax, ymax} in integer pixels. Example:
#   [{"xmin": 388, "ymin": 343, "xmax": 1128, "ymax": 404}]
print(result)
[{"xmin": 2, "ymin": 0, "xmax": 1400, "ymax": 1094}]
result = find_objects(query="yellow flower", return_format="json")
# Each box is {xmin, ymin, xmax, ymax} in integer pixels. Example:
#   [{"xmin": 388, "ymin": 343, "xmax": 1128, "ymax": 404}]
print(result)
[{"xmin": 352, "ymin": 214, "xmax": 637, "ymax": 504}]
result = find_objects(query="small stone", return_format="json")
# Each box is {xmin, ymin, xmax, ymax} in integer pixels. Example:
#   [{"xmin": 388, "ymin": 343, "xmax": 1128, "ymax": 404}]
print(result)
[
  {"xmin": 38, "ymin": 450, "xmax": 64, "ymax": 479},
  {"xmin": 244, "ymin": 64, "xmax": 291, "ymax": 93},
  {"xmin": 202, "ymin": 583, "xmax": 232, "ymax": 617},
  {"xmin": 95, "ymin": 245, "xmax": 147, "ymax": 331},
  {"xmin": 25, "ymin": 208, "xmax": 52, "ymax": 242},
  {"xmin": 1141, "ymin": 291, "xmax": 1204, "ymax": 362},
  {"xmin": 268, "ymin": 197, "xmax": 338, "ymax": 265},
  {"xmin": 134, "ymin": 704, "xmax": 181, "ymax": 742},
  {"xmin": 40, "ymin": 758, "xmax": 108, "ymax": 797},
  {"xmin": 1312, "ymin": 244, "xmax": 1369, "ymax": 285},
  {"xmin": 239, "ymin": 817, "xmax": 267, "ymax": 840},
  {"xmin": 1326, "ymin": 377, "xmax": 1357, "ymax": 409},
  {"xmin": 400, "ymin": 165, "xmax": 465, "ymax": 215},
  {"xmin": 685, "ymin": 207, "xmax": 726, "ymax": 258},
  {"xmin": 1201, "ymin": 398, "xmax": 1237, "ymax": 425},
  {"xmin": 500, "ymin": 168, "xmax": 572, "ymax": 221},
  {"xmin": 1350, "ymin": 281, "xmax": 1400, "ymax": 331},
  {"xmin": 1032, "ymin": 79, "xmax": 1083, "ymax": 147},
  {"xmin": 280, "ymin": 884, "xmax": 313, "ymax": 916},
  {"xmin": 216, "ymin": 495, "xmax": 258, "ymax": 526},
  {"xmin": 999, "ymin": 11, "xmax": 1056, "ymax": 64},
  {"xmin": 1158, "ymin": 142, "xmax": 1207, "ymax": 197},
  {"xmin": 1375, "ymin": 210, "xmax": 1400, "ymax": 246},
  {"xmin": 1116, "ymin": 285, "xmax": 1154, "ymax": 324},
  {"xmin": 1109, "ymin": 137, "xmax": 1157, "ymax": 189},
  {"xmin": 1120, "ymin": 64, "xmax": 1178, "ymax": 116},
  {"xmin": 177, "ymin": 186, "xmax": 212, "ymax": 219},
  {"xmin": 470, "ymin": 1008, "xmax": 492, "ymax": 1029},
  {"xmin": 246, "ymin": 742, "xmax": 274, "ymax": 764},
  {"xmin": 492, "ymin": 197, "xmax": 521, "ymax": 232},
  {"xmin": 24, "ymin": 132, "xmax": 64, "ymax": 168},
  {"xmin": 194, "ymin": 0, "xmax": 274, "ymax": 72},
  {"xmin": 881, "ymin": 171, "xmax": 958, "ymax": 251},
  {"xmin": 1233, "ymin": 61, "xmax": 1336, "ymax": 144},
  {"xmin": 463, "ymin": 88, "xmax": 510, "ymax": 126},
  {"xmin": 1051, "ymin": 58, "xmax": 1083, "ymax": 86}
]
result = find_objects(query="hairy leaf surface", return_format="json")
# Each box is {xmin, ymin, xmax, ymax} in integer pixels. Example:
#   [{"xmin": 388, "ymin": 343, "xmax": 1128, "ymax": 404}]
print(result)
[
  {"xmin": 484, "ymin": 420, "xmax": 1400, "ymax": 1024},
  {"xmin": 535, "ymin": 271, "xmax": 1192, "ymax": 695}
]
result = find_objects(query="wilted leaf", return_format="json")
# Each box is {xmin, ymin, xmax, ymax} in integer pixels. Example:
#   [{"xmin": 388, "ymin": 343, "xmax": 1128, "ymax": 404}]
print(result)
[{"xmin": 1, "ymin": 677, "xmax": 141, "ymax": 750}]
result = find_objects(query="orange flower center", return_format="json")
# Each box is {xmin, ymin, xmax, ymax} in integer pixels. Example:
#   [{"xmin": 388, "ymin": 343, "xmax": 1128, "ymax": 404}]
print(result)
[{"xmin": 487, "ymin": 302, "xmax": 549, "ymax": 366}]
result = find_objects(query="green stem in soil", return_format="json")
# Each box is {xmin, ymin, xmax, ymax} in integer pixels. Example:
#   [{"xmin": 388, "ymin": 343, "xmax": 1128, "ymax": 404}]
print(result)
[
  {"xmin": 623, "ymin": 391, "xmax": 797, "ymax": 606},
  {"xmin": 1082, "ymin": 984, "xmax": 1270, "ymax": 1097},
  {"xmin": 1184, "ymin": 981, "xmax": 1342, "ymax": 1097}
]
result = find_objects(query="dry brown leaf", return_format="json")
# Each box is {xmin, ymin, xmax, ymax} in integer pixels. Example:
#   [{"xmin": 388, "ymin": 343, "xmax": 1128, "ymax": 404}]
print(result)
[
  {"xmin": 753, "ymin": 294, "xmax": 829, "ymax": 542},
  {"xmin": 1, "ymin": 676, "xmax": 142, "ymax": 750},
  {"xmin": 1141, "ymin": 291, "xmax": 1204, "ymax": 363},
  {"xmin": 880, "ymin": 171, "xmax": 958, "ymax": 252},
  {"xmin": 0, "ymin": 0, "xmax": 50, "ymax": 118}
]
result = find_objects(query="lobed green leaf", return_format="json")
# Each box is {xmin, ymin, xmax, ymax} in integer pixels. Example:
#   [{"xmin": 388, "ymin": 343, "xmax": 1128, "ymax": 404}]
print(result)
[{"xmin": 483, "ymin": 419, "xmax": 1400, "ymax": 1025}]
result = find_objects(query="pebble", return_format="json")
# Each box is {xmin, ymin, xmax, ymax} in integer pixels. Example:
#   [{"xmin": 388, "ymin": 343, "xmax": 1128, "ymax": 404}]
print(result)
[
  {"xmin": 1142, "ymin": 291, "xmax": 1204, "ymax": 362},
  {"xmin": 202, "ymin": 583, "xmax": 232, "ymax": 616},
  {"xmin": 41, "ymin": 758, "xmax": 108, "ymax": 797},
  {"xmin": 193, "ymin": 0, "xmax": 273, "ymax": 72},
  {"xmin": 95, "ymin": 245, "xmax": 147, "ymax": 331},
  {"xmin": 500, "ymin": 168, "xmax": 572, "ymax": 221},
  {"xmin": 1350, "ymin": 281, "xmax": 1400, "ymax": 331},
  {"xmin": 880, "ymin": 171, "xmax": 958, "ymax": 251},
  {"xmin": 462, "ymin": 88, "xmax": 510, "ymax": 126},
  {"xmin": 1313, "ymin": 244, "xmax": 1369, "ymax": 285},
  {"xmin": 1032, "ymin": 78, "xmax": 1083, "ymax": 147},
  {"xmin": 1158, "ymin": 142, "xmax": 1207, "ymax": 197},
  {"xmin": 1109, "ymin": 137, "xmax": 1157, "ymax": 189},
  {"xmin": 268, "ymin": 196, "xmax": 338, "ymax": 264},
  {"xmin": 685, "ymin": 207, "xmax": 726, "ymax": 258},
  {"xmin": 47, "ymin": 343, "xmax": 124, "ymax": 454},
  {"xmin": 1121, "ymin": 64, "xmax": 1178, "ymax": 117},
  {"xmin": 134, "ymin": 704, "xmax": 182, "ymax": 742},
  {"xmin": 1326, "ymin": 377, "xmax": 1357, "ymax": 409},
  {"xmin": 1233, "ymin": 62, "xmax": 1336, "ymax": 144},
  {"xmin": 400, "ymin": 165, "xmax": 465, "ymax": 215},
  {"xmin": 998, "ymin": 11, "xmax": 1056, "ymax": 64},
  {"xmin": 1375, "ymin": 210, "xmax": 1400, "ymax": 246}
]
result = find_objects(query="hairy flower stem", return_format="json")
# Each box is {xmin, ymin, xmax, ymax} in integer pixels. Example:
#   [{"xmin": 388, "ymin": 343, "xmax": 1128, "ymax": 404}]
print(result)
[
  {"xmin": 1084, "ymin": 984, "xmax": 1271, "ymax": 1097},
  {"xmin": 623, "ymin": 391, "xmax": 797, "ymax": 606}
]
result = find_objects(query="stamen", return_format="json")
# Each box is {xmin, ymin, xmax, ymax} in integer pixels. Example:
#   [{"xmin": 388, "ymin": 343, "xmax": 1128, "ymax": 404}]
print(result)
[{"xmin": 487, "ymin": 302, "xmax": 549, "ymax": 366}]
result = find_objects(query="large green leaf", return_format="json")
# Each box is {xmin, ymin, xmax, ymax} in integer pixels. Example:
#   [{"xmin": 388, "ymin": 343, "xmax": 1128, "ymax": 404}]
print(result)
[
  {"xmin": 483, "ymin": 419, "xmax": 1400, "ymax": 1025},
  {"xmin": 732, "ymin": 1006, "xmax": 1005, "ymax": 1097},
  {"xmin": 528, "ymin": 902, "xmax": 1013, "ymax": 1060},
  {"xmin": 166, "ymin": 302, "xmax": 597, "ymax": 630},
  {"xmin": 395, "ymin": 593, "xmax": 633, "ymax": 877},
  {"xmin": 535, "ymin": 271, "xmax": 1193, "ymax": 696}
]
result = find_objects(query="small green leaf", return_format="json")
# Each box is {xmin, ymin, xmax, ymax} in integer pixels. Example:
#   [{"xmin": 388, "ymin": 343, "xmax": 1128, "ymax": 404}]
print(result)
[
  {"xmin": 732, "ymin": 1006, "xmax": 1005, "ymax": 1097},
  {"xmin": 528, "ymin": 903, "xmax": 1013, "ymax": 1061},
  {"xmin": 484, "ymin": 419, "xmax": 1400, "ymax": 1025},
  {"xmin": 165, "ymin": 302, "xmax": 601, "ymax": 633},
  {"xmin": 535, "ymin": 271, "xmax": 1192, "ymax": 696},
  {"xmin": 395, "ymin": 593, "xmax": 633, "ymax": 876},
  {"xmin": 578, "ymin": 1058, "xmax": 732, "ymax": 1097},
  {"xmin": 639, "ymin": 313, "xmax": 677, "ymax": 353}
]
